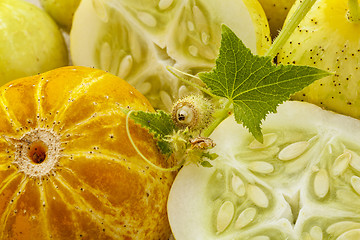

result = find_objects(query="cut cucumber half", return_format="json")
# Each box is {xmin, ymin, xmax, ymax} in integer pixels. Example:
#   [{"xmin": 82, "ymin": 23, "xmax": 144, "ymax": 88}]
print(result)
[
  {"xmin": 70, "ymin": 0, "xmax": 271, "ymax": 110},
  {"xmin": 168, "ymin": 101, "xmax": 360, "ymax": 239}
]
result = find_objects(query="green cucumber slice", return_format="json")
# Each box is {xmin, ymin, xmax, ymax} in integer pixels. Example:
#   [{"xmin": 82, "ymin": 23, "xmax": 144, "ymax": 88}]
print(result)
[{"xmin": 168, "ymin": 101, "xmax": 360, "ymax": 239}]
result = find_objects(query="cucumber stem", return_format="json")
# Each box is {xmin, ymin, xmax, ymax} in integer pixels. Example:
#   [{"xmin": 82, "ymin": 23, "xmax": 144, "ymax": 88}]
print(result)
[
  {"xmin": 202, "ymin": 100, "xmax": 232, "ymax": 137},
  {"xmin": 265, "ymin": 0, "xmax": 317, "ymax": 59},
  {"xmin": 348, "ymin": 0, "xmax": 360, "ymax": 22},
  {"xmin": 166, "ymin": 66, "xmax": 218, "ymax": 98},
  {"xmin": 125, "ymin": 110, "xmax": 184, "ymax": 172}
]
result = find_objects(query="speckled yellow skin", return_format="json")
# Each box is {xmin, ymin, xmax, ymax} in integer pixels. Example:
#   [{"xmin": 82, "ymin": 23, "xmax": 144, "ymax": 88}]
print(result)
[
  {"xmin": 278, "ymin": 0, "xmax": 360, "ymax": 119},
  {"xmin": 0, "ymin": 66, "xmax": 176, "ymax": 239}
]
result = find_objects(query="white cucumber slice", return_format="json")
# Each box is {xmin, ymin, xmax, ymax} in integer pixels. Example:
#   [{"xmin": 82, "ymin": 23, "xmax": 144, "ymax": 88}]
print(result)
[
  {"xmin": 70, "ymin": 0, "xmax": 270, "ymax": 110},
  {"xmin": 168, "ymin": 101, "xmax": 360, "ymax": 239}
]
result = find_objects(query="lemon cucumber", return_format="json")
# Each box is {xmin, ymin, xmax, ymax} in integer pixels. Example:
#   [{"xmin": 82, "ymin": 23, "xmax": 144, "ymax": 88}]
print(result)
[
  {"xmin": 0, "ymin": 0, "xmax": 68, "ymax": 85},
  {"xmin": 39, "ymin": 0, "xmax": 81, "ymax": 32},
  {"xmin": 277, "ymin": 0, "xmax": 360, "ymax": 119}
]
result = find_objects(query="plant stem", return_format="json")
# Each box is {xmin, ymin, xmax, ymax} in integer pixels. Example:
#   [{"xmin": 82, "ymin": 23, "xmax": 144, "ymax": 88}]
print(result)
[
  {"xmin": 265, "ymin": 0, "xmax": 317, "ymax": 58},
  {"xmin": 202, "ymin": 100, "xmax": 233, "ymax": 137},
  {"xmin": 126, "ymin": 110, "xmax": 184, "ymax": 172},
  {"xmin": 167, "ymin": 66, "xmax": 219, "ymax": 98},
  {"xmin": 348, "ymin": 0, "xmax": 360, "ymax": 22}
]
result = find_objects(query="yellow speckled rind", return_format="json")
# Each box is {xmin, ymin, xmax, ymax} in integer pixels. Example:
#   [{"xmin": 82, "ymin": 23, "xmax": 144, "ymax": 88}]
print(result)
[
  {"xmin": 278, "ymin": 0, "xmax": 360, "ymax": 119},
  {"xmin": 0, "ymin": 66, "xmax": 176, "ymax": 239}
]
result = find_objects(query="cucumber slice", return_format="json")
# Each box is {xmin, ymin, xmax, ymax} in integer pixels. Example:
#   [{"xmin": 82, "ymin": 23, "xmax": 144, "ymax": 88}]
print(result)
[
  {"xmin": 168, "ymin": 101, "xmax": 360, "ymax": 239},
  {"xmin": 70, "ymin": 0, "xmax": 271, "ymax": 110}
]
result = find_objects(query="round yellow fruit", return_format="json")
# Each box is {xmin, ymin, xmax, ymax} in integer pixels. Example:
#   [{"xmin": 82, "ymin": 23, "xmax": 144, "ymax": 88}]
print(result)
[
  {"xmin": 278, "ymin": 0, "xmax": 360, "ymax": 119},
  {"xmin": 0, "ymin": 0, "xmax": 68, "ymax": 85},
  {"xmin": 0, "ymin": 66, "xmax": 176, "ymax": 239},
  {"xmin": 39, "ymin": 0, "xmax": 81, "ymax": 32}
]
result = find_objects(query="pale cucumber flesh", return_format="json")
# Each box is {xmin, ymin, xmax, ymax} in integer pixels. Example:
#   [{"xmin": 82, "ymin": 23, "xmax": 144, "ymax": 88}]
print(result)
[
  {"xmin": 168, "ymin": 101, "xmax": 360, "ymax": 239},
  {"xmin": 70, "ymin": 0, "xmax": 269, "ymax": 110}
]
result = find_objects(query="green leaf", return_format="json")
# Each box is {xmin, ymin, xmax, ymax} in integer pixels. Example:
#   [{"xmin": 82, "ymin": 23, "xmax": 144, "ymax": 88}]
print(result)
[
  {"xmin": 199, "ymin": 25, "xmax": 331, "ymax": 142},
  {"xmin": 126, "ymin": 109, "xmax": 177, "ymax": 155},
  {"xmin": 200, "ymin": 161, "xmax": 213, "ymax": 168}
]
